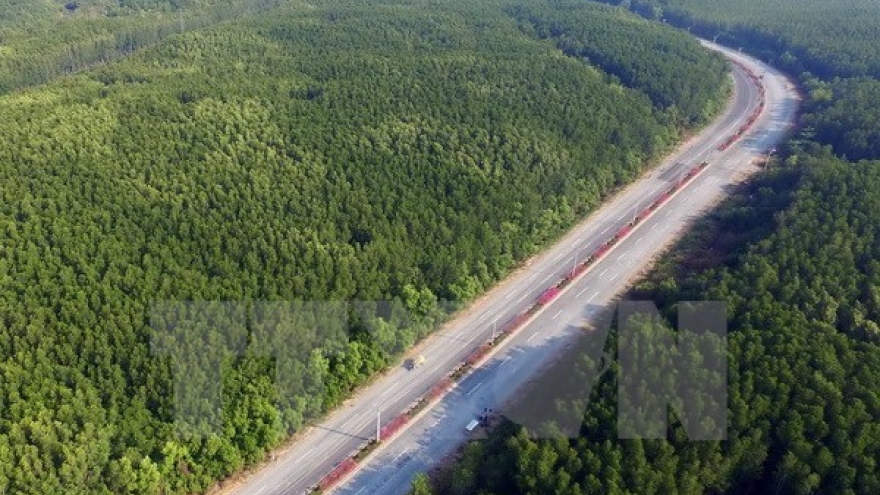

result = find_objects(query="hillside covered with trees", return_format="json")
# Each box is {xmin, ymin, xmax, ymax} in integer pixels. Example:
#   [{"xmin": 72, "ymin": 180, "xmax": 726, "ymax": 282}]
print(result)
[
  {"xmin": 596, "ymin": 0, "xmax": 880, "ymax": 79},
  {"xmin": 0, "ymin": 0, "xmax": 284, "ymax": 94},
  {"xmin": 0, "ymin": 1, "xmax": 731, "ymax": 494},
  {"xmin": 800, "ymin": 75, "xmax": 880, "ymax": 162},
  {"xmin": 505, "ymin": 2, "xmax": 729, "ymax": 126},
  {"xmin": 415, "ymin": 2, "xmax": 880, "ymax": 495},
  {"xmin": 596, "ymin": 0, "xmax": 880, "ymax": 163}
]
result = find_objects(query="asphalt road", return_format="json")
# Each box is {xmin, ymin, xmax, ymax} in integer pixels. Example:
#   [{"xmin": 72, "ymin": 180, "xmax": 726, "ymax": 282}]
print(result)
[{"xmin": 223, "ymin": 41, "xmax": 799, "ymax": 495}]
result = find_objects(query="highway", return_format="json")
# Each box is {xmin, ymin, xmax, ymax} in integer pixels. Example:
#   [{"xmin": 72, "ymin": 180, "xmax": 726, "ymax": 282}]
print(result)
[{"xmin": 221, "ymin": 41, "xmax": 799, "ymax": 495}]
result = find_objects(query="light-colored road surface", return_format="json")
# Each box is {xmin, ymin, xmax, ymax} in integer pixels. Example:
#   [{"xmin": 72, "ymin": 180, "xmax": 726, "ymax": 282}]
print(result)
[{"xmin": 224, "ymin": 41, "xmax": 798, "ymax": 495}]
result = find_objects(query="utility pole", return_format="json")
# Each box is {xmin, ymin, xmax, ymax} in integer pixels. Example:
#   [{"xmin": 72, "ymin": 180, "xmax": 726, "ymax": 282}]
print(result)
[
  {"xmin": 491, "ymin": 320, "xmax": 497, "ymax": 341},
  {"xmin": 376, "ymin": 409, "xmax": 381, "ymax": 443}
]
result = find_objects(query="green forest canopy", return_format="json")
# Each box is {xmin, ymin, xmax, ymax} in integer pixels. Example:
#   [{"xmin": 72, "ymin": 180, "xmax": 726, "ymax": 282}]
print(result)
[
  {"xmin": 0, "ymin": 0, "xmax": 284, "ymax": 93},
  {"xmin": 596, "ymin": 0, "xmax": 880, "ymax": 79},
  {"xmin": 592, "ymin": 0, "xmax": 880, "ymax": 161},
  {"xmin": 505, "ymin": 1, "xmax": 729, "ymax": 125},
  {"xmin": 0, "ymin": 1, "xmax": 730, "ymax": 494}
]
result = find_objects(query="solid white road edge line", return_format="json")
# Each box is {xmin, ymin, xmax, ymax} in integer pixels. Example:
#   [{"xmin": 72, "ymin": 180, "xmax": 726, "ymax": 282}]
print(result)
[{"xmin": 466, "ymin": 383, "xmax": 482, "ymax": 396}]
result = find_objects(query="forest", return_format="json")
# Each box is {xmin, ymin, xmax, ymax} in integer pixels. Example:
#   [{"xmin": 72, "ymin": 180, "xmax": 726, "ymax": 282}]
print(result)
[
  {"xmin": 414, "ymin": 1, "xmax": 880, "ymax": 495},
  {"xmin": 0, "ymin": 1, "xmax": 731, "ymax": 494},
  {"xmin": 800, "ymin": 76, "xmax": 880, "ymax": 162},
  {"xmin": 0, "ymin": 0, "xmax": 285, "ymax": 94},
  {"xmin": 594, "ymin": 0, "xmax": 880, "ymax": 79},
  {"xmin": 504, "ymin": 2, "xmax": 729, "ymax": 127},
  {"xmin": 612, "ymin": 0, "xmax": 880, "ymax": 164}
]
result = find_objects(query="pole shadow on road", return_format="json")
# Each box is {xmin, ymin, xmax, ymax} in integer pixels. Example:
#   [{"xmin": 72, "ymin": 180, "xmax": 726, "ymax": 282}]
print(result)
[
  {"xmin": 444, "ymin": 303, "xmax": 613, "ymax": 440},
  {"xmin": 314, "ymin": 424, "xmax": 372, "ymax": 442}
]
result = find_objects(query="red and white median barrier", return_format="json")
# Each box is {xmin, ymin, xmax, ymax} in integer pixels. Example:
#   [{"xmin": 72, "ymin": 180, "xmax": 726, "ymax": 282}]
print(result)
[{"xmin": 718, "ymin": 60, "xmax": 767, "ymax": 152}]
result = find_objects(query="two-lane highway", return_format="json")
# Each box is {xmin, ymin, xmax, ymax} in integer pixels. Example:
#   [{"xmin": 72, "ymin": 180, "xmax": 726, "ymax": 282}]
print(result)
[{"xmin": 222, "ymin": 41, "xmax": 798, "ymax": 495}]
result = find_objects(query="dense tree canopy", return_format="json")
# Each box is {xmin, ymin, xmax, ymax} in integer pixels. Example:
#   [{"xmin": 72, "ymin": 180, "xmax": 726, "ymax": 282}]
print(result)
[
  {"xmin": 0, "ymin": 0, "xmax": 284, "ymax": 94},
  {"xmin": 801, "ymin": 76, "xmax": 880, "ymax": 161},
  {"xmin": 595, "ymin": 0, "xmax": 880, "ymax": 79},
  {"xmin": 587, "ymin": 0, "xmax": 880, "ymax": 164},
  {"xmin": 505, "ymin": 1, "xmax": 730, "ymax": 126},
  {"xmin": 0, "ymin": 1, "xmax": 729, "ymax": 493}
]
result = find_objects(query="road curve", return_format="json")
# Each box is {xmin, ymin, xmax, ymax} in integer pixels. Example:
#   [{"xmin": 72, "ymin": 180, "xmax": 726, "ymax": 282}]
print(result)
[{"xmin": 220, "ymin": 40, "xmax": 799, "ymax": 495}]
